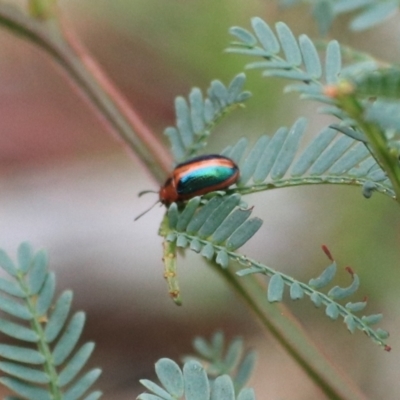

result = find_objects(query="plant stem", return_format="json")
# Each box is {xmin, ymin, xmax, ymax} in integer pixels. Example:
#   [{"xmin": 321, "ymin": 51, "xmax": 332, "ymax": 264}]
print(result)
[
  {"xmin": 17, "ymin": 272, "xmax": 63, "ymax": 399},
  {"xmin": 0, "ymin": 4, "xmax": 171, "ymax": 184},
  {"xmin": 335, "ymin": 92, "xmax": 400, "ymax": 203},
  {"xmin": 214, "ymin": 265, "xmax": 367, "ymax": 400}
]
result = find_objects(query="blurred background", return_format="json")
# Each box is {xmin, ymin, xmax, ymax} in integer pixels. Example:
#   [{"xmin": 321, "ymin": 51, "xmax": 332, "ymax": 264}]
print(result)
[{"xmin": 1, "ymin": 0, "xmax": 400, "ymax": 398}]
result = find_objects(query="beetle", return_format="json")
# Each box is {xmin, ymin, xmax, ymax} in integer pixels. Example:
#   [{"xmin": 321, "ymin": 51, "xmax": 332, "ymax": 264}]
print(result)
[
  {"xmin": 159, "ymin": 154, "xmax": 239, "ymax": 205},
  {"xmin": 135, "ymin": 154, "xmax": 239, "ymax": 220}
]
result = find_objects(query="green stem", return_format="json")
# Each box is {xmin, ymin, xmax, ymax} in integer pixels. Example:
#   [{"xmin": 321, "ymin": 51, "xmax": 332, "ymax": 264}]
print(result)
[
  {"xmin": 232, "ymin": 175, "xmax": 394, "ymax": 199},
  {"xmin": 336, "ymin": 93, "xmax": 400, "ymax": 203},
  {"xmin": 17, "ymin": 272, "xmax": 62, "ymax": 399}
]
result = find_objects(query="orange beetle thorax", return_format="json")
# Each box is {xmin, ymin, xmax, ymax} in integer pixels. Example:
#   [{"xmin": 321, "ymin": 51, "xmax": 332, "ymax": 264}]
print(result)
[{"xmin": 159, "ymin": 177, "xmax": 178, "ymax": 205}]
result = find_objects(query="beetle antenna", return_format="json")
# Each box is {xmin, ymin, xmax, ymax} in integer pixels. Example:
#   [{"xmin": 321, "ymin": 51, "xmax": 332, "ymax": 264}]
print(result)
[
  {"xmin": 138, "ymin": 190, "xmax": 158, "ymax": 197},
  {"xmin": 134, "ymin": 199, "xmax": 161, "ymax": 221}
]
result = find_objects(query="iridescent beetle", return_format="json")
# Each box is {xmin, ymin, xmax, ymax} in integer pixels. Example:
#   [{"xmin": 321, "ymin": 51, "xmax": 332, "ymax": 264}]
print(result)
[{"xmin": 135, "ymin": 154, "xmax": 239, "ymax": 219}]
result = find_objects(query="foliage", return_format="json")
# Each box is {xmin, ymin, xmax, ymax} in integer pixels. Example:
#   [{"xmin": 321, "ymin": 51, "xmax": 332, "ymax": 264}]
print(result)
[
  {"xmin": 237, "ymin": 247, "xmax": 390, "ymax": 349},
  {"xmin": 160, "ymin": 197, "xmax": 389, "ymax": 349},
  {"xmin": 279, "ymin": 0, "xmax": 400, "ymax": 33},
  {"xmin": 227, "ymin": 17, "xmax": 400, "ymax": 200},
  {"xmin": 159, "ymin": 18, "xmax": 394, "ymax": 349},
  {"xmin": 0, "ymin": 1, "xmax": 399, "ymax": 399},
  {"xmin": 165, "ymin": 74, "xmax": 251, "ymax": 164},
  {"xmin": 0, "ymin": 243, "xmax": 101, "ymax": 400},
  {"xmin": 138, "ymin": 332, "xmax": 257, "ymax": 400}
]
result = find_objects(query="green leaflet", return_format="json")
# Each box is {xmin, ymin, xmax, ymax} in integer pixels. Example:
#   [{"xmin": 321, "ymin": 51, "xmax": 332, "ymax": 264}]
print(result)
[
  {"xmin": 276, "ymin": 22, "xmax": 302, "ymax": 66},
  {"xmin": 211, "ymin": 375, "xmax": 235, "ymax": 400},
  {"xmin": 234, "ymin": 351, "xmax": 257, "ymax": 393},
  {"xmin": 225, "ymin": 218, "xmax": 263, "ymax": 251},
  {"xmin": 27, "ymin": 250, "xmax": 48, "ymax": 295},
  {"xmin": 267, "ymin": 275, "xmax": 285, "ymax": 302},
  {"xmin": 0, "ymin": 277, "xmax": 25, "ymax": 297},
  {"xmin": 183, "ymin": 361, "xmax": 210, "ymax": 400},
  {"xmin": 0, "ymin": 377, "xmax": 51, "ymax": 400},
  {"xmin": 270, "ymin": 118, "xmax": 307, "ymax": 179},
  {"xmin": 0, "ymin": 319, "xmax": 38, "ymax": 343},
  {"xmin": 211, "ymin": 208, "xmax": 253, "ymax": 244},
  {"xmin": 345, "ymin": 300, "xmax": 367, "ymax": 313},
  {"xmin": 58, "ymin": 343, "xmax": 96, "ymax": 387},
  {"xmin": 17, "ymin": 242, "xmax": 34, "ymax": 273},
  {"xmin": 52, "ymin": 312, "xmax": 86, "ymax": 366},
  {"xmin": 190, "ymin": 332, "xmax": 257, "ymax": 390},
  {"xmin": 36, "ymin": 272, "xmax": 55, "ymax": 316},
  {"xmin": 45, "ymin": 290, "xmax": 73, "ymax": 342},
  {"xmin": 289, "ymin": 282, "xmax": 304, "ymax": 300},
  {"xmin": 325, "ymin": 40, "xmax": 341, "ymax": 84},
  {"xmin": 238, "ymin": 136, "xmax": 270, "ymax": 185},
  {"xmin": 328, "ymin": 275, "xmax": 360, "ymax": 300},
  {"xmin": 223, "ymin": 338, "xmax": 243, "ymax": 371},
  {"xmin": 0, "ymin": 295, "xmax": 32, "ymax": 320},
  {"xmin": 140, "ymin": 379, "xmax": 174, "ymax": 400},
  {"xmin": 186, "ymin": 197, "xmax": 225, "ymax": 234},
  {"xmin": 176, "ymin": 197, "xmax": 202, "ymax": 232},
  {"xmin": 299, "ymin": 34, "xmax": 322, "ymax": 79},
  {"xmin": 326, "ymin": 303, "xmax": 340, "ymax": 320},
  {"xmin": 83, "ymin": 391, "xmax": 103, "ymax": 400},
  {"xmin": 155, "ymin": 359, "xmax": 184, "ymax": 398},
  {"xmin": 253, "ymin": 127, "xmax": 289, "ymax": 183},
  {"xmin": 309, "ymin": 262, "xmax": 337, "ymax": 289},
  {"xmin": 251, "ymin": 17, "xmax": 280, "ymax": 54},
  {"xmin": 165, "ymin": 74, "xmax": 251, "ymax": 163},
  {"xmin": 0, "ymin": 345, "xmax": 44, "ymax": 365},
  {"xmin": 198, "ymin": 194, "xmax": 242, "ymax": 238},
  {"xmin": 63, "ymin": 369, "xmax": 102, "ymax": 400},
  {"xmin": 350, "ymin": 1, "xmax": 398, "ymax": 31},
  {"xmin": 0, "ymin": 249, "xmax": 18, "ymax": 277},
  {"xmin": 226, "ymin": 137, "xmax": 249, "ymax": 166},
  {"xmin": 0, "ymin": 361, "xmax": 49, "ymax": 384},
  {"xmin": 237, "ymin": 388, "xmax": 256, "ymax": 400},
  {"xmin": 312, "ymin": 0, "xmax": 334, "ymax": 36}
]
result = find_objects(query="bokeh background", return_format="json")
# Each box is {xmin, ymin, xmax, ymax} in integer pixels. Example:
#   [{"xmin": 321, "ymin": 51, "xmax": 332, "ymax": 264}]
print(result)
[{"xmin": 1, "ymin": 1, "xmax": 400, "ymax": 399}]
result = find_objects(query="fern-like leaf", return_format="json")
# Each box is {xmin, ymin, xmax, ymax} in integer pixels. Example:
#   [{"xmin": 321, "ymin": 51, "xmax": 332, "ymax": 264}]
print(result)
[
  {"xmin": 236, "ymin": 247, "xmax": 390, "ymax": 350},
  {"xmin": 138, "ymin": 357, "xmax": 256, "ymax": 400},
  {"xmin": 163, "ymin": 194, "xmax": 262, "ymax": 268},
  {"xmin": 138, "ymin": 333, "xmax": 257, "ymax": 400},
  {"xmin": 158, "ymin": 195, "xmax": 261, "ymax": 304},
  {"xmin": 223, "ymin": 118, "xmax": 394, "ymax": 199},
  {"xmin": 164, "ymin": 74, "xmax": 251, "ymax": 163},
  {"xmin": 227, "ymin": 17, "xmax": 392, "ymax": 144},
  {"xmin": 0, "ymin": 243, "xmax": 101, "ymax": 400},
  {"xmin": 227, "ymin": 19, "xmax": 343, "ymax": 91},
  {"xmin": 190, "ymin": 331, "xmax": 257, "ymax": 391}
]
